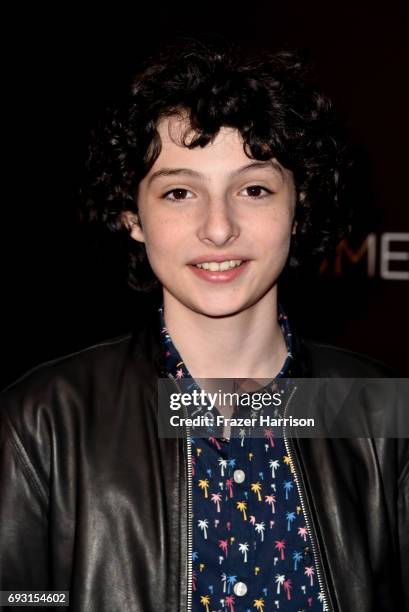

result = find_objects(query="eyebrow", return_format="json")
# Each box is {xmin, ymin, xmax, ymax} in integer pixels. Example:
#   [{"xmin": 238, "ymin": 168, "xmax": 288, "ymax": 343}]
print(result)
[{"xmin": 147, "ymin": 160, "xmax": 283, "ymax": 185}]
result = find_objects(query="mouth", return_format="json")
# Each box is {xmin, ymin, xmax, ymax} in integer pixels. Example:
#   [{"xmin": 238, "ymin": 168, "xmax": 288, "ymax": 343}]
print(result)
[
  {"xmin": 193, "ymin": 259, "xmax": 244, "ymax": 272},
  {"xmin": 188, "ymin": 259, "xmax": 250, "ymax": 283}
]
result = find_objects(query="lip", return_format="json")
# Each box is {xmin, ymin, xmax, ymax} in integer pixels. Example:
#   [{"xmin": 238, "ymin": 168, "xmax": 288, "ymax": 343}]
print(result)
[
  {"xmin": 188, "ymin": 255, "xmax": 249, "ymax": 266},
  {"xmin": 188, "ymin": 260, "xmax": 250, "ymax": 283}
]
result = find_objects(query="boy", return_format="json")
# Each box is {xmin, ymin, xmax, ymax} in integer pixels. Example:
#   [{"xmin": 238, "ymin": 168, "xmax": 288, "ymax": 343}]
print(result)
[{"xmin": 1, "ymin": 40, "xmax": 408, "ymax": 611}]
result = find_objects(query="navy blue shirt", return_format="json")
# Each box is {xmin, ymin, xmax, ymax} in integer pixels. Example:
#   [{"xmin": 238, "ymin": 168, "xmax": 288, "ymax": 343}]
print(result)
[{"xmin": 160, "ymin": 306, "xmax": 323, "ymax": 611}]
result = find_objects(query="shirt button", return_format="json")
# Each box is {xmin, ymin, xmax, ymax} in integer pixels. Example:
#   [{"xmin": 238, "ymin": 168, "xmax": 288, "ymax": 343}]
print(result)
[
  {"xmin": 233, "ymin": 469, "xmax": 246, "ymax": 484},
  {"xmin": 233, "ymin": 581, "xmax": 248, "ymax": 596}
]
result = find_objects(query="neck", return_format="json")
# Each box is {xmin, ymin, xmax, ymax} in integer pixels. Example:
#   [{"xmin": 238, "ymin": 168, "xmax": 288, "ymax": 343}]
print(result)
[{"xmin": 163, "ymin": 288, "xmax": 288, "ymax": 380}]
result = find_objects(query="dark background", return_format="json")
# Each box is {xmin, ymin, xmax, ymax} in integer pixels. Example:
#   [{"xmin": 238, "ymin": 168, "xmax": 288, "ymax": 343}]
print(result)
[{"xmin": 2, "ymin": 1, "xmax": 408, "ymax": 388}]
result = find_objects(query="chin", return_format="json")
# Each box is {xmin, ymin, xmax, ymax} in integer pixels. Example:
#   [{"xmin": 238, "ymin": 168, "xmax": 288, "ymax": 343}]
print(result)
[{"xmin": 187, "ymin": 295, "xmax": 254, "ymax": 319}]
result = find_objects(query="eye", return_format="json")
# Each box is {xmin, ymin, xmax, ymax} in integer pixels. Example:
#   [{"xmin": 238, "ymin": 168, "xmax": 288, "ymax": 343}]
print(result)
[
  {"xmin": 163, "ymin": 188, "xmax": 194, "ymax": 201},
  {"xmin": 240, "ymin": 185, "xmax": 273, "ymax": 198}
]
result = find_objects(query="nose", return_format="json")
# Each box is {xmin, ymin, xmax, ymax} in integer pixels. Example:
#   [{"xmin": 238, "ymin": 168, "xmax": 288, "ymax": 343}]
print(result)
[{"xmin": 197, "ymin": 196, "xmax": 240, "ymax": 246}]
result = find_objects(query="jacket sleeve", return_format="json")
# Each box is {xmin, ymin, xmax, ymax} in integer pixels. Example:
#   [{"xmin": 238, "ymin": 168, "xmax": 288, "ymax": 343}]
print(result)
[{"xmin": 0, "ymin": 405, "xmax": 50, "ymax": 590}]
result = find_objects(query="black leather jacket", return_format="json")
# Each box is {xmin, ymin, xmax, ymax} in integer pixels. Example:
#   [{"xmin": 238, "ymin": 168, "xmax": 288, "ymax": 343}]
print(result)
[{"xmin": 1, "ymin": 312, "xmax": 408, "ymax": 611}]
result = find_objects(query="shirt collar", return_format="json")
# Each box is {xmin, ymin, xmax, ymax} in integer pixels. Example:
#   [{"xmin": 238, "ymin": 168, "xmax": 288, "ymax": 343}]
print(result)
[{"xmin": 159, "ymin": 303, "xmax": 294, "ymax": 381}]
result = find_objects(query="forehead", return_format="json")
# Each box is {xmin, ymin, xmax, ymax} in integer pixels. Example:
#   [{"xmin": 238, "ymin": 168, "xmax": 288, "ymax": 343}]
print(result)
[{"xmin": 151, "ymin": 115, "xmax": 252, "ymax": 172}]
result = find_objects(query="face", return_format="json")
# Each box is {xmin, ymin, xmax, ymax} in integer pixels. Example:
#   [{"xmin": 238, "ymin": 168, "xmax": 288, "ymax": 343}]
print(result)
[{"xmin": 127, "ymin": 115, "xmax": 296, "ymax": 318}]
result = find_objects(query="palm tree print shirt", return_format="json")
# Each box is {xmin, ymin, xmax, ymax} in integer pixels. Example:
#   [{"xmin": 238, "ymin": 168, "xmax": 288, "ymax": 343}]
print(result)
[{"xmin": 160, "ymin": 306, "xmax": 324, "ymax": 611}]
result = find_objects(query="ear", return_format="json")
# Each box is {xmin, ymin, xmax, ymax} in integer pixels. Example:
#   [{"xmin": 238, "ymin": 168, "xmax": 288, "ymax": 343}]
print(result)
[{"xmin": 121, "ymin": 210, "xmax": 145, "ymax": 243}]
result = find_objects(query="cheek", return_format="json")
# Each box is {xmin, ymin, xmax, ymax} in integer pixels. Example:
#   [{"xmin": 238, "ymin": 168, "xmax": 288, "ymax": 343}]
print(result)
[
  {"xmin": 142, "ymin": 218, "xmax": 183, "ymax": 269},
  {"xmin": 256, "ymin": 216, "xmax": 293, "ymax": 257}
]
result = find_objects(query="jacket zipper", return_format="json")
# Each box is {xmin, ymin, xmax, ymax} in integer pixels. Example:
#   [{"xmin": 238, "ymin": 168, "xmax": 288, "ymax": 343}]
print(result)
[
  {"xmin": 166, "ymin": 373, "xmax": 193, "ymax": 612},
  {"xmin": 184, "ymin": 427, "xmax": 193, "ymax": 612},
  {"xmin": 283, "ymin": 384, "xmax": 333, "ymax": 612}
]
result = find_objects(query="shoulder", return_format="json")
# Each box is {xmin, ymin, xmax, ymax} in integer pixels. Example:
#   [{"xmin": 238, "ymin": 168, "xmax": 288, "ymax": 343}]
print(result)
[
  {"xmin": 297, "ymin": 337, "xmax": 395, "ymax": 377},
  {"xmin": 0, "ymin": 333, "xmax": 142, "ymax": 485},
  {"xmin": 0, "ymin": 329, "xmax": 159, "ymax": 499},
  {"xmin": 0, "ymin": 333, "xmax": 134, "ymax": 423},
  {"xmin": 3, "ymin": 333, "xmax": 133, "ymax": 392}
]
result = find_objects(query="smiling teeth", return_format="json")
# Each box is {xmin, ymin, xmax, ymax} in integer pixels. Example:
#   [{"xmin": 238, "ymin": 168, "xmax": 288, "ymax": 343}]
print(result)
[{"xmin": 195, "ymin": 260, "xmax": 243, "ymax": 271}]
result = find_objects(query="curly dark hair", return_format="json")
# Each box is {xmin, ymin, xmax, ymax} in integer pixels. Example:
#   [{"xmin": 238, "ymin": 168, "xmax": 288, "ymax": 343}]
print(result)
[{"xmin": 82, "ymin": 38, "xmax": 350, "ymax": 291}]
